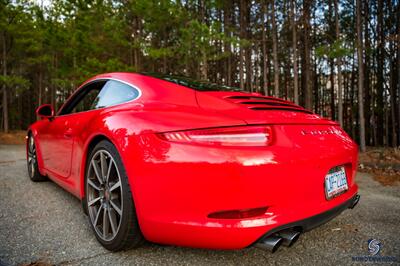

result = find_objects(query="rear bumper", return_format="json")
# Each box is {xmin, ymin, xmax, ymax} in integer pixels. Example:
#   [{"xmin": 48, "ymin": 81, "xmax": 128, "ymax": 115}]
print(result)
[
  {"xmin": 254, "ymin": 194, "xmax": 360, "ymax": 246},
  {"xmin": 136, "ymin": 189, "xmax": 359, "ymax": 249}
]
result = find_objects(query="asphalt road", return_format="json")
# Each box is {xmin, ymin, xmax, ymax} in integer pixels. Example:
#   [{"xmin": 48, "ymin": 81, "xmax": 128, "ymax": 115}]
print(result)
[{"xmin": 0, "ymin": 145, "xmax": 399, "ymax": 266}]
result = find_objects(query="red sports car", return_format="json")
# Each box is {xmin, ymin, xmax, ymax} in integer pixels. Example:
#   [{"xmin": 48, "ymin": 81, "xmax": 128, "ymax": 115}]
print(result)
[{"xmin": 27, "ymin": 72, "xmax": 360, "ymax": 252}]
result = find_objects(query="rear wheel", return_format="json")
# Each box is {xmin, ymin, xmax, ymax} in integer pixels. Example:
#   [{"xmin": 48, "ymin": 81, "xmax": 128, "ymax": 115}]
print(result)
[
  {"xmin": 85, "ymin": 140, "xmax": 144, "ymax": 251},
  {"xmin": 27, "ymin": 135, "xmax": 47, "ymax": 182}
]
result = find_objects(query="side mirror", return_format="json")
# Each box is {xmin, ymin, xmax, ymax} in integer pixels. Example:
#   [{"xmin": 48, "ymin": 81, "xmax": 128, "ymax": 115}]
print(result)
[{"xmin": 36, "ymin": 104, "xmax": 55, "ymax": 120}]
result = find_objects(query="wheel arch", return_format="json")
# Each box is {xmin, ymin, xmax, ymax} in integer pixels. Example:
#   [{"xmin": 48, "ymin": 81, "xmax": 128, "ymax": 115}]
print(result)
[
  {"xmin": 79, "ymin": 130, "xmax": 140, "ymax": 218},
  {"xmin": 80, "ymin": 134, "xmax": 115, "ymax": 213},
  {"xmin": 80, "ymin": 134, "xmax": 112, "ymax": 197}
]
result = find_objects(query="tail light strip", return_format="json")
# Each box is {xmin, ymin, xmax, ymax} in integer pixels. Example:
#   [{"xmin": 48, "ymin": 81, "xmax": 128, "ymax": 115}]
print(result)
[{"xmin": 158, "ymin": 126, "xmax": 273, "ymax": 147}]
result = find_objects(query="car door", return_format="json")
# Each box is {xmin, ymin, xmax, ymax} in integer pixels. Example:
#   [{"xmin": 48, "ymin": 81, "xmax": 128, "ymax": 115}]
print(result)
[{"xmin": 39, "ymin": 80, "xmax": 106, "ymax": 178}]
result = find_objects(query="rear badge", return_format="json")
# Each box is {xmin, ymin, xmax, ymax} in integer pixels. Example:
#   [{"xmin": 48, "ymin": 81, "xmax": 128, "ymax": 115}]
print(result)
[{"xmin": 301, "ymin": 129, "xmax": 341, "ymax": 136}]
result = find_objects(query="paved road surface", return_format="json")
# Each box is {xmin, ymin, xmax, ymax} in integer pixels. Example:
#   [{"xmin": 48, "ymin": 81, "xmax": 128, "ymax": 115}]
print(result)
[{"xmin": 0, "ymin": 145, "xmax": 399, "ymax": 265}]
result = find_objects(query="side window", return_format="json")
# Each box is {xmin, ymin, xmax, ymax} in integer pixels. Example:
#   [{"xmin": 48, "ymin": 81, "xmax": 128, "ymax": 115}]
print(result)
[
  {"xmin": 59, "ymin": 81, "xmax": 106, "ymax": 115},
  {"xmin": 71, "ymin": 89, "xmax": 101, "ymax": 113},
  {"xmin": 59, "ymin": 79, "xmax": 139, "ymax": 115},
  {"xmin": 93, "ymin": 80, "xmax": 140, "ymax": 108}
]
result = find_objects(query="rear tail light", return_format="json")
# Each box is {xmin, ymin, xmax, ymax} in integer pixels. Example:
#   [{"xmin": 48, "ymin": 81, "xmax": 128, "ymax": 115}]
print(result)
[
  {"xmin": 157, "ymin": 126, "xmax": 273, "ymax": 147},
  {"xmin": 208, "ymin": 207, "xmax": 268, "ymax": 219}
]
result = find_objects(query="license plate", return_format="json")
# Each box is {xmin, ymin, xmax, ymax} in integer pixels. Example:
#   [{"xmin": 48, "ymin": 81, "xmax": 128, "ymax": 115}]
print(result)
[{"xmin": 325, "ymin": 166, "xmax": 348, "ymax": 199}]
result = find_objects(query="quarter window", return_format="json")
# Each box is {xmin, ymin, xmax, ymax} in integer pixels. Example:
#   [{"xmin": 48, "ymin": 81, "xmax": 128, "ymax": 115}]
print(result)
[
  {"xmin": 59, "ymin": 79, "xmax": 140, "ymax": 115},
  {"xmin": 94, "ymin": 80, "xmax": 140, "ymax": 108}
]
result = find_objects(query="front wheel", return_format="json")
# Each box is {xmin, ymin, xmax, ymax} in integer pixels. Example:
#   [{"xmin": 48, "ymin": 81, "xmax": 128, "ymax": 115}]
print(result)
[
  {"xmin": 85, "ymin": 140, "xmax": 144, "ymax": 251},
  {"xmin": 27, "ymin": 135, "xmax": 47, "ymax": 182}
]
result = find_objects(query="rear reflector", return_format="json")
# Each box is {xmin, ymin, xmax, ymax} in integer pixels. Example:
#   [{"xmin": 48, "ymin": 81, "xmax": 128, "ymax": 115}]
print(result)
[
  {"xmin": 158, "ymin": 126, "xmax": 273, "ymax": 147},
  {"xmin": 208, "ymin": 207, "xmax": 268, "ymax": 219}
]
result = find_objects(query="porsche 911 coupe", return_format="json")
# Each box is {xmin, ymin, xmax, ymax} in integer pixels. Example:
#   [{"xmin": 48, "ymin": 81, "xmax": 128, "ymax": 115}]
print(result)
[{"xmin": 27, "ymin": 72, "xmax": 360, "ymax": 252}]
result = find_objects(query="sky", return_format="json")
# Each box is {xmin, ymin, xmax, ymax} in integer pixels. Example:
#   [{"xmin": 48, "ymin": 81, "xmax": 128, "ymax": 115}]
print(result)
[{"xmin": 33, "ymin": 0, "xmax": 51, "ymax": 8}]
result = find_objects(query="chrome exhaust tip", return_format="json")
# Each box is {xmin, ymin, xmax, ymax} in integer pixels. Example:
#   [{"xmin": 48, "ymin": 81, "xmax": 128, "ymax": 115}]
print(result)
[
  {"xmin": 278, "ymin": 230, "xmax": 301, "ymax": 247},
  {"xmin": 255, "ymin": 236, "xmax": 283, "ymax": 253}
]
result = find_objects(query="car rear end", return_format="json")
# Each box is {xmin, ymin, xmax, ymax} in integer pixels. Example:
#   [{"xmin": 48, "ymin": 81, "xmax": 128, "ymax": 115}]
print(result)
[{"xmin": 129, "ymin": 75, "xmax": 359, "ymax": 250}]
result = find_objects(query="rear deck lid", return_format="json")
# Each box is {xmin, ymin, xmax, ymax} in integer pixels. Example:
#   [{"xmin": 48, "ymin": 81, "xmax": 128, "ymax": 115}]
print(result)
[{"xmin": 196, "ymin": 91, "xmax": 336, "ymax": 125}]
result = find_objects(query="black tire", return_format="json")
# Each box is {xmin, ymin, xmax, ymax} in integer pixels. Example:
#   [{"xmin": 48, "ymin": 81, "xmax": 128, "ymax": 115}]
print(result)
[
  {"xmin": 27, "ymin": 135, "xmax": 47, "ymax": 182},
  {"xmin": 85, "ymin": 140, "xmax": 144, "ymax": 251}
]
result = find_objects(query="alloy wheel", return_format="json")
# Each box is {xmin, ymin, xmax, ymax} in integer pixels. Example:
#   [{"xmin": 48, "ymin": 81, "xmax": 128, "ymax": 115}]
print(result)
[
  {"xmin": 27, "ymin": 137, "xmax": 37, "ymax": 178},
  {"xmin": 87, "ymin": 149, "xmax": 123, "ymax": 241}
]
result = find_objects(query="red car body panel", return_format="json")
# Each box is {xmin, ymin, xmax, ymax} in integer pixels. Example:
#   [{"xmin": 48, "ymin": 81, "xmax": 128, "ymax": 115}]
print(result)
[{"xmin": 28, "ymin": 72, "xmax": 359, "ymax": 249}]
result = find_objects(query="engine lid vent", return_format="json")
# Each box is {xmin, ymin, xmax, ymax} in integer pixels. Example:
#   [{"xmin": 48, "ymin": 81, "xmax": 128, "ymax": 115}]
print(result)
[{"xmin": 225, "ymin": 95, "xmax": 312, "ymax": 114}]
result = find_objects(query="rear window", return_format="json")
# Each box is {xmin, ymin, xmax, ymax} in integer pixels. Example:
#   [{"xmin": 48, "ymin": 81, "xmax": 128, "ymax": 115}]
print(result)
[{"xmin": 143, "ymin": 73, "xmax": 244, "ymax": 92}]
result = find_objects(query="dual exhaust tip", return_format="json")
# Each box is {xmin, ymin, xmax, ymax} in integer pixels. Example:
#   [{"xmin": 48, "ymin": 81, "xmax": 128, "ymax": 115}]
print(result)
[
  {"xmin": 255, "ymin": 230, "xmax": 301, "ymax": 253},
  {"xmin": 255, "ymin": 195, "xmax": 360, "ymax": 253}
]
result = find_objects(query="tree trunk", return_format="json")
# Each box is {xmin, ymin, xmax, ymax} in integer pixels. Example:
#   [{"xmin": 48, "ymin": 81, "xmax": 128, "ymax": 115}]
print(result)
[
  {"xmin": 52, "ymin": 53, "xmax": 58, "ymax": 109},
  {"xmin": 343, "ymin": 67, "xmax": 348, "ymax": 130},
  {"xmin": 303, "ymin": 0, "xmax": 312, "ymax": 110},
  {"xmin": 334, "ymin": 0, "xmax": 343, "ymax": 126},
  {"xmin": 290, "ymin": 0, "xmax": 299, "ymax": 104},
  {"xmin": 328, "ymin": 0, "xmax": 335, "ymax": 120},
  {"xmin": 223, "ymin": 1, "xmax": 232, "ymax": 86},
  {"xmin": 376, "ymin": 0, "xmax": 384, "ymax": 145},
  {"xmin": 330, "ymin": 60, "xmax": 335, "ymax": 120},
  {"xmin": 2, "ymin": 32, "xmax": 8, "ymax": 133},
  {"xmin": 239, "ymin": 0, "xmax": 246, "ymax": 90},
  {"xmin": 393, "ymin": 0, "xmax": 400, "ymax": 147},
  {"xmin": 311, "ymin": 1, "xmax": 318, "ymax": 113},
  {"xmin": 388, "ymin": 0, "xmax": 397, "ymax": 147},
  {"xmin": 271, "ymin": 0, "xmax": 279, "ymax": 97},
  {"xmin": 201, "ymin": 52, "xmax": 208, "ymax": 80},
  {"xmin": 350, "ymin": 53, "xmax": 356, "ymax": 139},
  {"xmin": 38, "ymin": 65, "xmax": 42, "ymax": 108},
  {"xmin": 313, "ymin": 53, "xmax": 318, "ymax": 113},
  {"xmin": 245, "ymin": 1, "xmax": 252, "ymax": 91},
  {"xmin": 390, "ymin": 59, "xmax": 397, "ymax": 146},
  {"xmin": 356, "ymin": 0, "xmax": 366, "ymax": 151},
  {"xmin": 397, "ymin": 0, "xmax": 400, "ymax": 146},
  {"xmin": 363, "ymin": 0, "xmax": 371, "ymax": 145},
  {"xmin": 262, "ymin": 1, "xmax": 269, "ymax": 95},
  {"xmin": 133, "ymin": 16, "xmax": 142, "ymax": 71}
]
